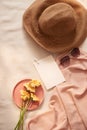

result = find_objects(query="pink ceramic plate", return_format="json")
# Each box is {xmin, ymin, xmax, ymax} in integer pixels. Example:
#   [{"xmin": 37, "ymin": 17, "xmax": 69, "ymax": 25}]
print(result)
[{"xmin": 13, "ymin": 79, "xmax": 44, "ymax": 110}]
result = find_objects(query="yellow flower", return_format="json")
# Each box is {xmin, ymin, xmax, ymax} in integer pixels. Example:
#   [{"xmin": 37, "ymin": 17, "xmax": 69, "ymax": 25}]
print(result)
[
  {"xmin": 14, "ymin": 80, "xmax": 41, "ymax": 130},
  {"xmin": 31, "ymin": 93, "xmax": 39, "ymax": 101},
  {"xmin": 24, "ymin": 80, "xmax": 41, "ymax": 93},
  {"xmin": 20, "ymin": 90, "xmax": 31, "ymax": 101}
]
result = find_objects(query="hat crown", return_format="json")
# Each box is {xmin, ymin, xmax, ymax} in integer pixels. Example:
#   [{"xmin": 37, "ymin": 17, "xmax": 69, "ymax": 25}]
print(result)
[
  {"xmin": 39, "ymin": 3, "xmax": 76, "ymax": 36},
  {"xmin": 23, "ymin": 0, "xmax": 87, "ymax": 53}
]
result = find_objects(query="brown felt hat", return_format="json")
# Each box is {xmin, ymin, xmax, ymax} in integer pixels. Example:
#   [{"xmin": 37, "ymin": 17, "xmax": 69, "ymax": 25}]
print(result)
[{"xmin": 23, "ymin": 0, "xmax": 87, "ymax": 53}]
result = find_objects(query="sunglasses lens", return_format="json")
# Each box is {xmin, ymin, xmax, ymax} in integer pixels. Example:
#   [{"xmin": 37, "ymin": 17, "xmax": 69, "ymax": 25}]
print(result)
[
  {"xmin": 71, "ymin": 48, "xmax": 80, "ymax": 57},
  {"xmin": 60, "ymin": 56, "xmax": 70, "ymax": 66}
]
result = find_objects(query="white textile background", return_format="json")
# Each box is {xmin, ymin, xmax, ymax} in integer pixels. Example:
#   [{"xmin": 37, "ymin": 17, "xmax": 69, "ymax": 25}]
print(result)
[{"xmin": 0, "ymin": 0, "xmax": 87, "ymax": 130}]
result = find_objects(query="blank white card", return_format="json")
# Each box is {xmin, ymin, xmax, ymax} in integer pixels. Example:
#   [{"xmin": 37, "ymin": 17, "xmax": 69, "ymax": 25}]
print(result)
[{"xmin": 33, "ymin": 55, "xmax": 65, "ymax": 90}]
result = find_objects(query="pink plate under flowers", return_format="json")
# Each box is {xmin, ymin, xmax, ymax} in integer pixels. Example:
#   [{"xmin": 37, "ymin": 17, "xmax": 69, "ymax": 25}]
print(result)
[{"xmin": 13, "ymin": 79, "xmax": 44, "ymax": 110}]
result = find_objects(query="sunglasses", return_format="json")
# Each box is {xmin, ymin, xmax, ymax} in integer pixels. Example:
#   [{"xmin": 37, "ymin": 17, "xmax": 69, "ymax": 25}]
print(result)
[{"xmin": 60, "ymin": 48, "xmax": 80, "ymax": 66}]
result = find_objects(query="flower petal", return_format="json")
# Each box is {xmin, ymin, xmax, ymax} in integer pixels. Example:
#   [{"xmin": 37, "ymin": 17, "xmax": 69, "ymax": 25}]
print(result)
[
  {"xmin": 31, "ymin": 93, "xmax": 39, "ymax": 101},
  {"xmin": 24, "ymin": 80, "xmax": 41, "ymax": 92},
  {"xmin": 20, "ymin": 90, "xmax": 30, "ymax": 101}
]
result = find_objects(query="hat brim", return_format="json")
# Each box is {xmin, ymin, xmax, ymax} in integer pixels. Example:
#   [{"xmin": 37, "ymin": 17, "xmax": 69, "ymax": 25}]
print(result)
[{"xmin": 23, "ymin": 0, "xmax": 87, "ymax": 53}]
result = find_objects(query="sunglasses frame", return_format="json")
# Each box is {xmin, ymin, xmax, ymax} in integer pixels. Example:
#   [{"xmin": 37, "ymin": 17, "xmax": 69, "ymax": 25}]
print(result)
[{"xmin": 60, "ymin": 48, "xmax": 80, "ymax": 66}]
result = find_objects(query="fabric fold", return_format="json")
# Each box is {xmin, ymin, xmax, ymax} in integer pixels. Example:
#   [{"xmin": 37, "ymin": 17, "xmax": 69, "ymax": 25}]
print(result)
[{"xmin": 27, "ymin": 49, "xmax": 87, "ymax": 130}]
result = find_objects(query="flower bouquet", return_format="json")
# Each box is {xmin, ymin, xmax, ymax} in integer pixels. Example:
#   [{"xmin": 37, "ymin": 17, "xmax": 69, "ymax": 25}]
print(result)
[{"xmin": 13, "ymin": 79, "xmax": 44, "ymax": 130}]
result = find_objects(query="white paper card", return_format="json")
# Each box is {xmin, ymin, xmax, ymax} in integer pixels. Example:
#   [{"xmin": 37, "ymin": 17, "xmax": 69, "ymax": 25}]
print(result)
[{"xmin": 33, "ymin": 55, "xmax": 65, "ymax": 90}]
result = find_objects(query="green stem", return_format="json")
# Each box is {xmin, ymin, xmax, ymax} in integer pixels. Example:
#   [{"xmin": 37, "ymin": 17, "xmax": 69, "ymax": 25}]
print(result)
[
  {"xmin": 14, "ymin": 99, "xmax": 32, "ymax": 130},
  {"xmin": 14, "ymin": 107, "xmax": 27, "ymax": 130}
]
